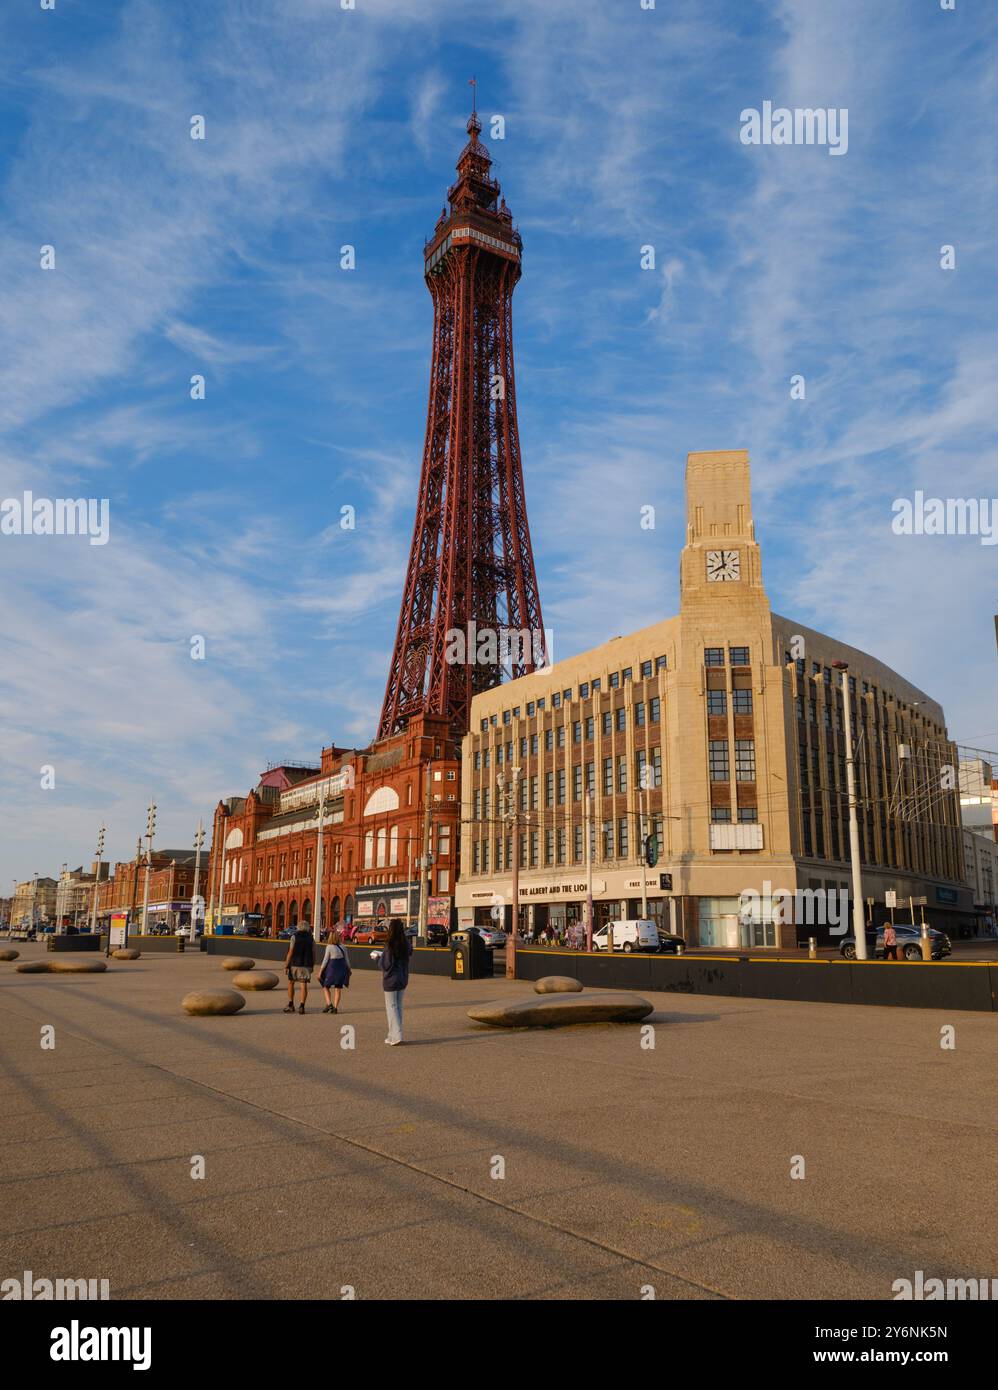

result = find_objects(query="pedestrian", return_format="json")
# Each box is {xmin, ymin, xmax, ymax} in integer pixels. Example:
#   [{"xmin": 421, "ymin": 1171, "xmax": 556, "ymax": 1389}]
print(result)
[
  {"xmin": 319, "ymin": 928, "xmax": 351, "ymax": 1014},
  {"xmin": 378, "ymin": 917, "xmax": 412, "ymax": 1046},
  {"xmin": 284, "ymin": 920, "xmax": 315, "ymax": 1013},
  {"xmin": 883, "ymin": 920, "xmax": 898, "ymax": 961}
]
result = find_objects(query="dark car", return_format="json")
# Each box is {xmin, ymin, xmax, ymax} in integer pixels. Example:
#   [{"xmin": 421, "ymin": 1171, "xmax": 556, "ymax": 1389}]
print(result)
[
  {"xmin": 839, "ymin": 923, "xmax": 951, "ymax": 962},
  {"xmin": 656, "ymin": 930, "xmax": 686, "ymax": 954}
]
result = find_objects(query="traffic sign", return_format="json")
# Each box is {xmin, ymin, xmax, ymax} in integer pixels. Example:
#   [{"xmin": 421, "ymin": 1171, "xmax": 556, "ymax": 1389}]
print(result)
[{"xmin": 659, "ymin": 873, "xmax": 672, "ymax": 891}]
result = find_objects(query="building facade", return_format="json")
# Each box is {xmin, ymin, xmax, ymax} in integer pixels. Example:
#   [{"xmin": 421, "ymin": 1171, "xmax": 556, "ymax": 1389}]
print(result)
[
  {"xmin": 456, "ymin": 451, "xmax": 972, "ymax": 947},
  {"xmin": 11, "ymin": 876, "xmax": 58, "ymax": 928},
  {"xmin": 95, "ymin": 849, "xmax": 203, "ymax": 932},
  {"xmin": 962, "ymin": 827, "xmax": 998, "ymax": 936},
  {"xmin": 206, "ymin": 713, "xmax": 461, "ymax": 937}
]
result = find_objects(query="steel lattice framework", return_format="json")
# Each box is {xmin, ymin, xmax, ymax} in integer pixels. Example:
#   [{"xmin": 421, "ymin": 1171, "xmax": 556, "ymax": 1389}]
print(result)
[{"xmin": 378, "ymin": 108, "xmax": 546, "ymax": 741}]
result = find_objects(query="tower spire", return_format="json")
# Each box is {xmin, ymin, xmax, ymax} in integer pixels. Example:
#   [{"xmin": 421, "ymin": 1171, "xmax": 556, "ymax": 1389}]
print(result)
[{"xmin": 378, "ymin": 101, "xmax": 544, "ymax": 740}]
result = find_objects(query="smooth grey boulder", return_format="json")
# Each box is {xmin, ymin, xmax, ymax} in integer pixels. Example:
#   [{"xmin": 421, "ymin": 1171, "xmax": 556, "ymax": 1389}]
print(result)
[
  {"xmin": 469, "ymin": 992, "xmax": 654, "ymax": 1028},
  {"xmin": 0, "ymin": 949, "xmax": 19, "ymax": 961},
  {"xmin": 233, "ymin": 970, "xmax": 278, "ymax": 991},
  {"xmin": 534, "ymin": 975, "xmax": 583, "ymax": 994},
  {"xmin": 112, "ymin": 949, "xmax": 141, "ymax": 960},
  {"xmin": 221, "ymin": 957, "xmax": 256, "ymax": 971},
  {"xmin": 17, "ymin": 959, "xmax": 108, "ymax": 974},
  {"xmin": 182, "ymin": 990, "xmax": 246, "ymax": 1016}
]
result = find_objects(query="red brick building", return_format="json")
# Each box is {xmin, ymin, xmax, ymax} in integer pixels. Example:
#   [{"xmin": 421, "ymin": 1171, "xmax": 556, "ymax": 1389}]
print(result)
[
  {"xmin": 96, "ymin": 850, "xmax": 203, "ymax": 931},
  {"xmin": 206, "ymin": 713, "xmax": 461, "ymax": 937}
]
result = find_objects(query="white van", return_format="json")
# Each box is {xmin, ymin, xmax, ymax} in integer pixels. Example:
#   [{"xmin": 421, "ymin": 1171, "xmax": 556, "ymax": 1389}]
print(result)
[{"xmin": 592, "ymin": 919, "xmax": 659, "ymax": 953}]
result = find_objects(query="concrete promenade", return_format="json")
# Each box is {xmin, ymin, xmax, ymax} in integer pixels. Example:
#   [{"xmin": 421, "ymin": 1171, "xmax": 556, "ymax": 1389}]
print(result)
[{"xmin": 2, "ymin": 942, "xmax": 996, "ymax": 1300}]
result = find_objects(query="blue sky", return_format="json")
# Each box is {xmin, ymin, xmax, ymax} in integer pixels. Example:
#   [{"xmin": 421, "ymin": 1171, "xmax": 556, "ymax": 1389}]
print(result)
[{"xmin": 1, "ymin": 0, "xmax": 996, "ymax": 885}]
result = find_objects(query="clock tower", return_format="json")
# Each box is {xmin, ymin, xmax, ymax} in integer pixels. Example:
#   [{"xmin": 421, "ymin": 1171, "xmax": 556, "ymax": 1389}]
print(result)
[{"xmin": 679, "ymin": 450, "xmax": 768, "ymax": 617}]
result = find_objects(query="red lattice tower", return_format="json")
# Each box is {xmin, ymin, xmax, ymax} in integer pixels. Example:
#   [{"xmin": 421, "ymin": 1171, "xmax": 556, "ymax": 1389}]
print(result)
[{"xmin": 378, "ymin": 104, "xmax": 546, "ymax": 740}]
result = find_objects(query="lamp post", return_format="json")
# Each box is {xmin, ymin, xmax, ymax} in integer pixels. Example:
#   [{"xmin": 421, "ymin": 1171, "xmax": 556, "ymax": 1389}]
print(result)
[
  {"xmin": 89, "ymin": 825, "xmax": 108, "ymax": 953},
  {"xmin": 833, "ymin": 661, "xmax": 867, "ymax": 959},
  {"xmin": 140, "ymin": 799, "xmax": 156, "ymax": 936},
  {"xmin": 498, "ymin": 767, "xmax": 522, "ymax": 979},
  {"xmin": 312, "ymin": 792, "xmax": 327, "ymax": 944},
  {"xmin": 191, "ymin": 818, "xmax": 205, "ymax": 939},
  {"xmin": 639, "ymin": 785, "xmax": 649, "ymax": 919},
  {"xmin": 584, "ymin": 791, "xmax": 594, "ymax": 951},
  {"xmin": 416, "ymin": 761, "xmax": 433, "ymax": 946}
]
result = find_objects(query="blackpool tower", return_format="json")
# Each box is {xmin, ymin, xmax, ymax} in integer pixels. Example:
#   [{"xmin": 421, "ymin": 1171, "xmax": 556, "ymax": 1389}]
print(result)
[{"xmin": 377, "ymin": 98, "xmax": 546, "ymax": 741}]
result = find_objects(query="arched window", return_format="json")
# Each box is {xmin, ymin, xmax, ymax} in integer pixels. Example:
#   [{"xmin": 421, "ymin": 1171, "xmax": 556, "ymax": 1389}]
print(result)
[
  {"xmin": 276, "ymin": 901, "xmax": 285, "ymax": 932},
  {"xmin": 364, "ymin": 831, "xmax": 374, "ymax": 869},
  {"xmin": 344, "ymin": 894, "xmax": 355, "ymax": 921},
  {"xmin": 264, "ymin": 902, "xmax": 273, "ymax": 933},
  {"xmin": 389, "ymin": 826, "xmax": 399, "ymax": 866},
  {"xmin": 376, "ymin": 827, "xmax": 387, "ymax": 867},
  {"xmin": 302, "ymin": 898, "xmax": 312, "ymax": 926},
  {"xmin": 330, "ymin": 895, "xmax": 340, "ymax": 923},
  {"xmin": 289, "ymin": 899, "xmax": 298, "ymax": 927},
  {"xmin": 253, "ymin": 902, "xmax": 260, "ymax": 915}
]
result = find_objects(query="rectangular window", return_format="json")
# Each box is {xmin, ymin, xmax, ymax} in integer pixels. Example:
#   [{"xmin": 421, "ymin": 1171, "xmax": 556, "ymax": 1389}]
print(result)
[
  {"xmin": 557, "ymin": 828, "xmax": 567, "ymax": 864},
  {"xmin": 531, "ymin": 734, "xmax": 539, "ymax": 755},
  {"xmin": 651, "ymin": 746, "xmax": 662, "ymax": 787},
  {"xmin": 622, "ymin": 667, "xmax": 633, "ymax": 682},
  {"xmin": 656, "ymin": 655, "xmax": 667, "ymax": 670},
  {"xmin": 585, "ymin": 716, "xmax": 594, "ymax": 740},
  {"xmin": 592, "ymin": 678, "xmax": 601, "ymax": 692},
  {"xmin": 711, "ymin": 807, "xmax": 732, "ymax": 823},
  {"xmin": 545, "ymin": 771, "xmax": 554, "ymax": 806},
  {"xmin": 635, "ymin": 701, "xmax": 645, "ymax": 727},
  {"xmin": 617, "ymin": 755, "xmax": 627, "ymax": 794},
  {"xmin": 557, "ymin": 769, "xmax": 566, "ymax": 804},
  {"xmin": 545, "ymin": 729, "xmax": 554, "ymax": 751},
  {"xmin": 729, "ymin": 647, "xmax": 750, "ymax": 666},
  {"xmin": 603, "ymin": 757, "xmax": 613, "ymax": 795},
  {"xmin": 573, "ymin": 823, "xmax": 583, "ymax": 861},
  {"xmin": 545, "ymin": 829, "xmax": 555, "ymax": 865},
  {"xmin": 502, "ymin": 709, "xmax": 511, "ymax": 724},
  {"xmin": 609, "ymin": 672, "xmax": 620, "ymax": 689},
  {"xmin": 602, "ymin": 711, "xmax": 612, "ymax": 736},
  {"xmin": 527, "ymin": 701, "xmax": 535, "ymax": 717},
  {"xmin": 586, "ymin": 761, "xmax": 596, "ymax": 796},
  {"xmin": 530, "ymin": 831, "xmax": 538, "ymax": 867},
  {"xmin": 472, "ymin": 842, "xmax": 480, "ymax": 873},
  {"xmin": 580, "ymin": 682, "xmax": 589, "ymax": 699},
  {"xmin": 705, "ymin": 647, "xmax": 725, "ymax": 667},
  {"xmin": 557, "ymin": 726, "xmax": 566, "ymax": 748},
  {"xmin": 530, "ymin": 777, "xmax": 539, "ymax": 811},
  {"xmin": 737, "ymin": 807, "xmax": 757, "ymax": 823},
  {"xmin": 732, "ymin": 688, "xmax": 753, "ymax": 715},
  {"xmin": 573, "ymin": 765, "xmax": 583, "ymax": 801},
  {"xmin": 640, "ymin": 660, "xmax": 653, "ymax": 679},
  {"xmin": 707, "ymin": 689, "xmax": 727, "ymax": 716},
  {"xmin": 573, "ymin": 720, "xmax": 582, "ymax": 743},
  {"xmin": 520, "ymin": 736, "xmax": 528, "ymax": 757},
  {"xmin": 650, "ymin": 696, "xmax": 661, "ymax": 723},
  {"xmin": 709, "ymin": 740, "xmax": 729, "ymax": 781},
  {"xmin": 552, "ymin": 692, "xmax": 561, "ymax": 709},
  {"xmin": 474, "ymin": 750, "xmax": 481, "ymax": 770},
  {"xmin": 616, "ymin": 708, "xmax": 626, "ymax": 732},
  {"xmin": 602, "ymin": 821, "xmax": 614, "ymax": 858},
  {"xmin": 618, "ymin": 817, "xmax": 629, "ymax": 856},
  {"xmin": 735, "ymin": 740, "xmax": 756, "ymax": 781}
]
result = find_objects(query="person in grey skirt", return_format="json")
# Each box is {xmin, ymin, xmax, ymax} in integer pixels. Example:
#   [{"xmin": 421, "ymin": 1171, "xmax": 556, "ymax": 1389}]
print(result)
[
  {"xmin": 283, "ymin": 923, "xmax": 315, "ymax": 1014},
  {"xmin": 319, "ymin": 928, "xmax": 351, "ymax": 1014},
  {"xmin": 378, "ymin": 918, "xmax": 412, "ymax": 1046}
]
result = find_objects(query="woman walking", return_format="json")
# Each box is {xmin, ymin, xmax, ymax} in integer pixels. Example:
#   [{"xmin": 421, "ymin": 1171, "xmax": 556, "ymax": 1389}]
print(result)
[
  {"xmin": 379, "ymin": 918, "xmax": 412, "ymax": 1046},
  {"xmin": 284, "ymin": 920, "xmax": 315, "ymax": 1013},
  {"xmin": 319, "ymin": 928, "xmax": 351, "ymax": 1013}
]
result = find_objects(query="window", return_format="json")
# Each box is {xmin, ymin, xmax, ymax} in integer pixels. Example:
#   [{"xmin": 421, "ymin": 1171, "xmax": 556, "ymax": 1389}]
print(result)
[
  {"xmin": 474, "ymin": 750, "xmax": 481, "ymax": 771},
  {"xmin": 527, "ymin": 702, "xmax": 535, "ymax": 717},
  {"xmin": 705, "ymin": 648, "xmax": 724, "ymax": 667},
  {"xmin": 656, "ymin": 655, "xmax": 667, "ymax": 670},
  {"xmin": 602, "ymin": 821, "xmax": 614, "ymax": 858},
  {"xmin": 636, "ymin": 748, "xmax": 647, "ymax": 789},
  {"xmin": 735, "ymin": 740, "xmax": 756, "ymax": 781},
  {"xmin": 483, "ymin": 749, "xmax": 490, "ymax": 767},
  {"xmin": 592, "ymin": 678, "xmax": 601, "ymax": 692},
  {"xmin": 552, "ymin": 692, "xmax": 561, "ymax": 709},
  {"xmin": 496, "ymin": 745, "xmax": 503, "ymax": 765},
  {"xmin": 545, "ymin": 830, "xmax": 555, "ymax": 865},
  {"xmin": 585, "ymin": 716, "xmax": 594, "ymax": 740},
  {"xmin": 545, "ymin": 729, "xmax": 554, "ymax": 751},
  {"xmin": 729, "ymin": 647, "xmax": 750, "ymax": 666},
  {"xmin": 602, "ymin": 712, "xmax": 612, "ymax": 736},
  {"xmin": 609, "ymin": 672, "xmax": 620, "ymax": 689},
  {"xmin": 573, "ymin": 765, "xmax": 583, "ymax": 801},
  {"xmin": 635, "ymin": 701, "xmax": 645, "ymax": 727},
  {"xmin": 616, "ymin": 708, "xmax": 626, "ymax": 732},
  {"xmin": 502, "ymin": 709, "xmax": 511, "ymax": 724},
  {"xmin": 732, "ymin": 688, "xmax": 753, "ymax": 715},
  {"xmin": 520, "ymin": 737, "xmax": 528, "ymax": 757},
  {"xmin": 603, "ymin": 758, "xmax": 613, "ymax": 795},
  {"xmin": 563, "ymin": 688, "xmax": 572, "ymax": 702},
  {"xmin": 640, "ymin": 660, "xmax": 653, "ymax": 679},
  {"xmin": 618, "ymin": 817, "xmax": 629, "ymax": 856},
  {"xmin": 529, "ymin": 831, "xmax": 538, "ymax": 867},
  {"xmin": 650, "ymin": 696, "xmax": 661, "ymax": 723},
  {"xmin": 711, "ymin": 807, "xmax": 732, "ymax": 823},
  {"xmin": 480, "ymin": 718, "xmax": 488, "ymax": 732},
  {"xmin": 573, "ymin": 824, "xmax": 583, "ymax": 861},
  {"xmin": 364, "ymin": 831, "xmax": 374, "ymax": 869},
  {"xmin": 622, "ymin": 667, "xmax": 633, "ymax": 682},
  {"xmin": 557, "ymin": 828, "xmax": 567, "ymax": 864},
  {"xmin": 573, "ymin": 720, "xmax": 582, "ymax": 743},
  {"xmin": 617, "ymin": 755, "xmax": 627, "ymax": 793},
  {"xmin": 580, "ymin": 682, "xmax": 589, "ymax": 698},
  {"xmin": 586, "ymin": 761, "xmax": 595, "ymax": 796},
  {"xmin": 531, "ymin": 734, "xmax": 539, "ymax": 755},
  {"xmin": 557, "ymin": 726, "xmax": 566, "ymax": 748},
  {"xmin": 545, "ymin": 771, "xmax": 554, "ymax": 807},
  {"xmin": 709, "ymin": 740, "xmax": 729, "ymax": 781},
  {"xmin": 651, "ymin": 746, "xmax": 662, "ymax": 787},
  {"xmin": 737, "ymin": 807, "xmax": 757, "ymax": 823},
  {"xmin": 707, "ymin": 689, "xmax": 727, "ymax": 716},
  {"xmin": 537, "ymin": 697, "xmax": 546, "ymax": 710},
  {"xmin": 557, "ymin": 769, "xmax": 566, "ymax": 804}
]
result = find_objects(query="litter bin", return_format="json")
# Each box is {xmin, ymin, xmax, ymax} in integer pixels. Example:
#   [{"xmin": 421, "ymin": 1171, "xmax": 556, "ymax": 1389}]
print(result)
[{"xmin": 450, "ymin": 929, "xmax": 493, "ymax": 980}]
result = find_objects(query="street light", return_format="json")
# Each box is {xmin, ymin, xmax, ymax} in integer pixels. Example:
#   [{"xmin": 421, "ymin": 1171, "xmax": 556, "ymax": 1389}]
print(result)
[
  {"xmin": 191, "ymin": 819, "xmax": 205, "ymax": 940},
  {"xmin": 832, "ymin": 661, "xmax": 867, "ymax": 959},
  {"xmin": 140, "ymin": 800, "xmax": 156, "ymax": 937},
  {"xmin": 498, "ymin": 767, "xmax": 522, "ymax": 979}
]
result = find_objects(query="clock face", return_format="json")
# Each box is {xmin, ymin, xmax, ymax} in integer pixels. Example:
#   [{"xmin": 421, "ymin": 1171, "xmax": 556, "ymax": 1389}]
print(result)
[{"xmin": 706, "ymin": 549, "xmax": 741, "ymax": 582}]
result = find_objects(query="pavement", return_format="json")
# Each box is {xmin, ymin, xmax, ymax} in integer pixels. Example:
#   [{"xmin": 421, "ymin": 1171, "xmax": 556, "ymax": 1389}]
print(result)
[{"xmin": 2, "ymin": 940, "xmax": 997, "ymax": 1301}]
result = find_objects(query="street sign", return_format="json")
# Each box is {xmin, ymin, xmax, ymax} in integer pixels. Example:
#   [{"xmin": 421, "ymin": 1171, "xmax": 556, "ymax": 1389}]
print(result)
[
  {"xmin": 659, "ymin": 873, "xmax": 673, "ymax": 891},
  {"xmin": 644, "ymin": 834, "xmax": 659, "ymax": 868},
  {"xmin": 885, "ymin": 891, "xmax": 897, "ymax": 908}
]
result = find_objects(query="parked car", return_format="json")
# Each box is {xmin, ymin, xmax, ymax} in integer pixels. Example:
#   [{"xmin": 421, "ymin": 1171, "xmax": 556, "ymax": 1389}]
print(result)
[
  {"xmin": 277, "ymin": 926, "xmax": 294, "ymax": 940},
  {"xmin": 839, "ymin": 923, "xmax": 951, "ymax": 962},
  {"xmin": 470, "ymin": 924, "xmax": 507, "ymax": 949},
  {"xmin": 593, "ymin": 919, "xmax": 660, "ymax": 953},
  {"xmin": 656, "ymin": 930, "xmax": 686, "ymax": 954},
  {"xmin": 352, "ymin": 924, "xmax": 388, "ymax": 946}
]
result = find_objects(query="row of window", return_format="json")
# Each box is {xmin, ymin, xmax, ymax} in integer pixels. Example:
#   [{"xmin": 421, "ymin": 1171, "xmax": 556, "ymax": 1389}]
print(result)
[
  {"xmin": 471, "ymin": 812, "xmax": 667, "ymax": 871},
  {"xmin": 704, "ymin": 646, "xmax": 750, "ymax": 667},
  {"xmin": 708, "ymin": 739, "xmax": 756, "ymax": 782},
  {"xmin": 480, "ymin": 657, "xmax": 669, "ymax": 730},
  {"xmin": 706, "ymin": 689, "xmax": 753, "ymax": 715},
  {"xmin": 474, "ymin": 698, "xmax": 662, "ymax": 766},
  {"xmin": 472, "ymin": 750, "xmax": 665, "ymax": 817}
]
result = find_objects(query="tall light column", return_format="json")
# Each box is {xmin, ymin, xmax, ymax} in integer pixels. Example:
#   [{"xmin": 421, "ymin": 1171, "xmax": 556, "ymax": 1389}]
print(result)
[
  {"xmin": 834, "ymin": 662, "xmax": 867, "ymax": 960},
  {"xmin": 191, "ymin": 818, "xmax": 205, "ymax": 938},
  {"xmin": 416, "ymin": 761, "xmax": 433, "ymax": 945},
  {"xmin": 584, "ymin": 792, "xmax": 594, "ymax": 951},
  {"xmin": 140, "ymin": 799, "xmax": 156, "ymax": 936},
  {"xmin": 312, "ymin": 792, "xmax": 327, "ymax": 943}
]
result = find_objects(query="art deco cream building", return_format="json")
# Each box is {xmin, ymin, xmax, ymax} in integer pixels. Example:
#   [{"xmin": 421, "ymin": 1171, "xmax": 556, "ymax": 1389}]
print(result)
[{"xmin": 456, "ymin": 451, "xmax": 971, "ymax": 947}]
